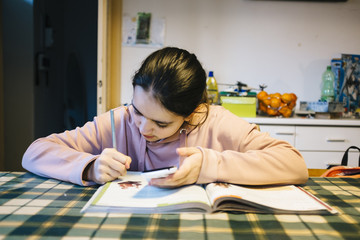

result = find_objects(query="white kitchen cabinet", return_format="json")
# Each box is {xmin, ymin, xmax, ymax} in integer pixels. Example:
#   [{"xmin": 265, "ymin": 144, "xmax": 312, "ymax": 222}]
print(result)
[
  {"xmin": 244, "ymin": 117, "xmax": 360, "ymax": 169},
  {"xmin": 300, "ymin": 151, "xmax": 360, "ymax": 169},
  {"xmin": 258, "ymin": 125, "xmax": 295, "ymax": 146},
  {"xmin": 296, "ymin": 126, "xmax": 360, "ymax": 151}
]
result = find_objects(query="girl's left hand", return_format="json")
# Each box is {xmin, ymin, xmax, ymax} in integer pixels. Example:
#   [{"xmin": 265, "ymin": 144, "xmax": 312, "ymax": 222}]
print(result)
[{"xmin": 150, "ymin": 147, "xmax": 203, "ymax": 188}]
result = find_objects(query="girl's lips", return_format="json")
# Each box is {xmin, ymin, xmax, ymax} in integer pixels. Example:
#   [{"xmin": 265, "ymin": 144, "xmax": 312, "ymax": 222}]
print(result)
[{"xmin": 143, "ymin": 134, "xmax": 155, "ymax": 140}]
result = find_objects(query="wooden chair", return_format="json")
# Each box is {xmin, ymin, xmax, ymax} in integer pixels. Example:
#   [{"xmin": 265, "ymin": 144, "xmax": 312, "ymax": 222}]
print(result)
[{"xmin": 308, "ymin": 169, "xmax": 327, "ymax": 177}]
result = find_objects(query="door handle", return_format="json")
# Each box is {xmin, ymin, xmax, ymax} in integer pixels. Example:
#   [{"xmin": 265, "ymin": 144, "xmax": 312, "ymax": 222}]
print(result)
[
  {"xmin": 326, "ymin": 138, "xmax": 346, "ymax": 142},
  {"xmin": 275, "ymin": 132, "xmax": 295, "ymax": 136}
]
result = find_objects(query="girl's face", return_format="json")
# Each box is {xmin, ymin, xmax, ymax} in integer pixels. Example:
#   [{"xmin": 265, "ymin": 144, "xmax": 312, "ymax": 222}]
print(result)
[{"xmin": 132, "ymin": 86, "xmax": 186, "ymax": 142}]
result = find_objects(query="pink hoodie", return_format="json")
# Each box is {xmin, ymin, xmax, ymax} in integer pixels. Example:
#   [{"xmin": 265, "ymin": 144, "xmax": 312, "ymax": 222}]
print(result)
[{"xmin": 22, "ymin": 105, "xmax": 308, "ymax": 186}]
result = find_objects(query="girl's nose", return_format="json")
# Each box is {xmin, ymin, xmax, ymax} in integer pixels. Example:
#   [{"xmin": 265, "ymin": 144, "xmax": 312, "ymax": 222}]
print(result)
[{"xmin": 139, "ymin": 117, "xmax": 153, "ymax": 134}]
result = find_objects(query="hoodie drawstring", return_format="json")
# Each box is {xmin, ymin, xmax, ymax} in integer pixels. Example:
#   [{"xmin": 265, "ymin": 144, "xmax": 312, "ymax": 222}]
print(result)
[{"xmin": 178, "ymin": 128, "xmax": 188, "ymax": 166}]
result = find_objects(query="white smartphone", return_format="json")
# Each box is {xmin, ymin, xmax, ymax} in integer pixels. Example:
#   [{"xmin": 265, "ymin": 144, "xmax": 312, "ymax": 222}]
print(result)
[{"xmin": 141, "ymin": 166, "xmax": 177, "ymax": 179}]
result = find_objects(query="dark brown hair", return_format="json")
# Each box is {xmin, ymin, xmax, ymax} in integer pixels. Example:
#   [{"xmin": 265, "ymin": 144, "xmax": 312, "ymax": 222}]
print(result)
[{"xmin": 132, "ymin": 47, "xmax": 208, "ymax": 120}]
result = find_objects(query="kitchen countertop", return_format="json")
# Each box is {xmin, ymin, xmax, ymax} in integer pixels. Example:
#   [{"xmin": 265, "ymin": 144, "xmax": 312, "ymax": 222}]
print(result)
[{"xmin": 243, "ymin": 116, "xmax": 360, "ymax": 126}]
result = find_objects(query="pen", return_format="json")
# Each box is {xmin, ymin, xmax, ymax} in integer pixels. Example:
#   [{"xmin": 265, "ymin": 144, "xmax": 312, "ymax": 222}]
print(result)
[{"xmin": 110, "ymin": 109, "xmax": 117, "ymax": 149}]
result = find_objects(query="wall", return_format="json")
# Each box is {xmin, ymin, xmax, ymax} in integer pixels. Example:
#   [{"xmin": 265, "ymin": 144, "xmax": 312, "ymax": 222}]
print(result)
[
  {"xmin": 120, "ymin": 0, "xmax": 360, "ymax": 106},
  {"xmin": 0, "ymin": 0, "xmax": 4, "ymax": 169}
]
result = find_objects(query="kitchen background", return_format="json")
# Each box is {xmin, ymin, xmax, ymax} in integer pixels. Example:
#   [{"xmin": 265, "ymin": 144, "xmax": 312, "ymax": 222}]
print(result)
[
  {"xmin": 1, "ymin": 0, "xmax": 360, "ymax": 171},
  {"xmin": 120, "ymin": 0, "xmax": 360, "ymax": 105}
]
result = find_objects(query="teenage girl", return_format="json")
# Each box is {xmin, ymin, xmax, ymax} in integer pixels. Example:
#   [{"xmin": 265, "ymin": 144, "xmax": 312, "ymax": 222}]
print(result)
[{"xmin": 22, "ymin": 47, "xmax": 308, "ymax": 187}]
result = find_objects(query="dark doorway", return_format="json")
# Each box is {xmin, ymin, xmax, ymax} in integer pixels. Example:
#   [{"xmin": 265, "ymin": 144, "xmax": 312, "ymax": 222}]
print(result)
[
  {"xmin": 1, "ymin": 0, "xmax": 97, "ymax": 170},
  {"xmin": 33, "ymin": 0, "xmax": 98, "ymax": 137}
]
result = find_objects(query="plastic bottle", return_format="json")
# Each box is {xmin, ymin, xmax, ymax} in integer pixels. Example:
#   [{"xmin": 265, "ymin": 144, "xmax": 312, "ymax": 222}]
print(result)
[
  {"xmin": 206, "ymin": 71, "xmax": 219, "ymax": 104},
  {"xmin": 320, "ymin": 66, "xmax": 335, "ymax": 102}
]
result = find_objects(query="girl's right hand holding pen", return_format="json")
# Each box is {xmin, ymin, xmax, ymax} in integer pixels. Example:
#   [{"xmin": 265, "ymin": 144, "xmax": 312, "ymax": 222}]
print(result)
[{"xmin": 84, "ymin": 148, "xmax": 132, "ymax": 185}]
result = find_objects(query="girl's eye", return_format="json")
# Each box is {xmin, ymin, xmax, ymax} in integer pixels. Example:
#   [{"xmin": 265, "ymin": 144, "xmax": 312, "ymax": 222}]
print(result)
[
  {"xmin": 156, "ymin": 123, "xmax": 168, "ymax": 128},
  {"xmin": 134, "ymin": 109, "xmax": 141, "ymax": 115},
  {"xmin": 132, "ymin": 105, "xmax": 169, "ymax": 128}
]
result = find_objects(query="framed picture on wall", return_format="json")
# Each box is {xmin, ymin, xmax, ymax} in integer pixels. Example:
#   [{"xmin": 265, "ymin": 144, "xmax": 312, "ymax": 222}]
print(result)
[{"xmin": 123, "ymin": 12, "xmax": 165, "ymax": 48}]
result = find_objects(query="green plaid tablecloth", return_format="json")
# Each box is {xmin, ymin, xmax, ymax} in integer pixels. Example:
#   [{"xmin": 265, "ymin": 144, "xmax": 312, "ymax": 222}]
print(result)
[{"xmin": 0, "ymin": 172, "xmax": 359, "ymax": 240}]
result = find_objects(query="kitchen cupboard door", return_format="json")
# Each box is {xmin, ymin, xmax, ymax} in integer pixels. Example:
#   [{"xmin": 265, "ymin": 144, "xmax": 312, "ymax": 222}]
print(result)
[
  {"xmin": 301, "ymin": 151, "xmax": 360, "ymax": 169},
  {"xmin": 296, "ymin": 126, "xmax": 360, "ymax": 151},
  {"xmin": 258, "ymin": 125, "xmax": 295, "ymax": 146}
]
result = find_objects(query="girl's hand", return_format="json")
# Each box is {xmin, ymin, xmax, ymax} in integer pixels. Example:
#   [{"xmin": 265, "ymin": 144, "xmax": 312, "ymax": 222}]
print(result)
[
  {"xmin": 150, "ymin": 147, "xmax": 203, "ymax": 188},
  {"xmin": 85, "ymin": 148, "xmax": 131, "ymax": 184}
]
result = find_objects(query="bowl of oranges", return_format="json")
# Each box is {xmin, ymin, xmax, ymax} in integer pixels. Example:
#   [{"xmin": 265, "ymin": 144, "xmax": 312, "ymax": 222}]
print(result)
[{"xmin": 257, "ymin": 91, "xmax": 297, "ymax": 118}]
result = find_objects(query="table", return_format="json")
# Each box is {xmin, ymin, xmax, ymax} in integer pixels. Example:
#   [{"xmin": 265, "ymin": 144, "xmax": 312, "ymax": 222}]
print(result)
[{"xmin": 1, "ymin": 172, "xmax": 359, "ymax": 240}]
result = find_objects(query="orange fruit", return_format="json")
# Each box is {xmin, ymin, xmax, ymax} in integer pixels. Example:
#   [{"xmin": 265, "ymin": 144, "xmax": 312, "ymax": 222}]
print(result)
[
  {"xmin": 267, "ymin": 107, "xmax": 278, "ymax": 116},
  {"xmin": 262, "ymin": 97, "xmax": 271, "ymax": 106},
  {"xmin": 283, "ymin": 108, "xmax": 292, "ymax": 118},
  {"xmin": 290, "ymin": 93, "xmax": 297, "ymax": 102},
  {"xmin": 279, "ymin": 105, "xmax": 288, "ymax": 114},
  {"xmin": 288, "ymin": 101, "xmax": 296, "ymax": 109},
  {"xmin": 270, "ymin": 93, "xmax": 281, "ymax": 99},
  {"xmin": 270, "ymin": 97, "xmax": 281, "ymax": 108},
  {"xmin": 259, "ymin": 102, "xmax": 267, "ymax": 112},
  {"xmin": 281, "ymin": 93, "xmax": 292, "ymax": 104},
  {"xmin": 257, "ymin": 91, "xmax": 268, "ymax": 101}
]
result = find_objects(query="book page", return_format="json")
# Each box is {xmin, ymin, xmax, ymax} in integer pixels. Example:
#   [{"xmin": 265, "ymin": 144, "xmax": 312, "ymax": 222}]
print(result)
[
  {"xmin": 206, "ymin": 183, "xmax": 336, "ymax": 213},
  {"xmin": 90, "ymin": 172, "xmax": 212, "ymax": 213}
]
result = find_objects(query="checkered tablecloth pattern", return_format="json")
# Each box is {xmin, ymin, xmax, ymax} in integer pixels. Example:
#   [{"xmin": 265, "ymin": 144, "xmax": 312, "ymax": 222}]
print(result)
[{"xmin": 1, "ymin": 172, "xmax": 359, "ymax": 240}]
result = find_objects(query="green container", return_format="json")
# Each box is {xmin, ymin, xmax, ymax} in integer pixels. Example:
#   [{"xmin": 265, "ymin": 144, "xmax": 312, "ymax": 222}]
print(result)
[{"xmin": 221, "ymin": 96, "xmax": 257, "ymax": 118}]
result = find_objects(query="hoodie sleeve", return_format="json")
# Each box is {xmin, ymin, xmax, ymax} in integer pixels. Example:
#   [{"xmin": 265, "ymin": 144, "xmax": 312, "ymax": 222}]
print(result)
[
  {"xmin": 22, "ymin": 111, "xmax": 114, "ymax": 186},
  {"xmin": 196, "ymin": 108, "xmax": 309, "ymax": 186}
]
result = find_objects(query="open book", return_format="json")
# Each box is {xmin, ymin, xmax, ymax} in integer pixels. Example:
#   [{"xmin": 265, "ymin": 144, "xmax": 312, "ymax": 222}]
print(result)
[{"xmin": 81, "ymin": 172, "xmax": 337, "ymax": 215}]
